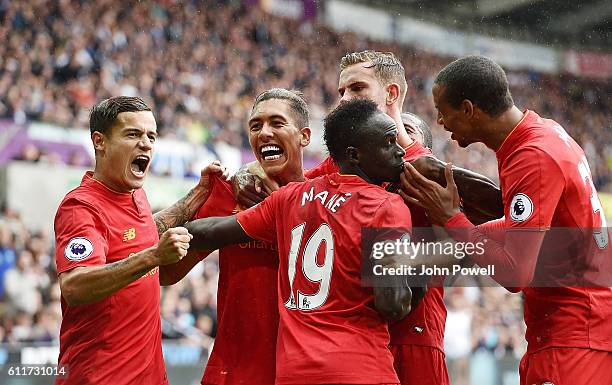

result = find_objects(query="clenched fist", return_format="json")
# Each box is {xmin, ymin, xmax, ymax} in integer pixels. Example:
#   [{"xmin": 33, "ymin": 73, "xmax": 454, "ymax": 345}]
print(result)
[{"xmin": 154, "ymin": 227, "xmax": 193, "ymax": 265}]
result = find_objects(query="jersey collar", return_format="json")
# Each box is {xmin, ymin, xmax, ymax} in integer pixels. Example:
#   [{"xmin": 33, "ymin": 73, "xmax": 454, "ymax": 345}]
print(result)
[{"xmin": 495, "ymin": 110, "xmax": 534, "ymax": 161}]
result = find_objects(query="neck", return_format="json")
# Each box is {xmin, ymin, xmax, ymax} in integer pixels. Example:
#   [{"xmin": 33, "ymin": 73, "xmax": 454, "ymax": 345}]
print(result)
[
  {"xmin": 272, "ymin": 166, "xmax": 305, "ymax": 187},
  {"xmin": 481, "ymin": 106, "xmax": 525, "ymax": 151},
  {"xmin": 388, "ymin": 106, "xmax": 413, "ymax": 148},
  {"xmin": 92, "ymin": 164, "xmax": 133, "ymax": 193},
  {"xmin": 338, "ymin": 163, "xmax": 378, "ymax": 185}
]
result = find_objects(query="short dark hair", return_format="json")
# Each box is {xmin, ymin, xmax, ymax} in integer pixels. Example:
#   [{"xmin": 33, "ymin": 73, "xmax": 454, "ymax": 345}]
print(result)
[
  {"xmin": 340, "ymin": 50, "xmax": 408, "ymax": 106},
  {"xmin": 434, "ymin": 55, "xmax": 513, "ymax": 117},
  {"xmin": 324, "ymin": 99, "xmax": 380, "ymax": 164},
  {"xmin": 252, "ymin": 88, "xmax": 309, "ymax": 128},
  {"xmin": 402, "ymin": 112, "xmax": 433, "ymax": 149},
  {"xmin": 89, "ymin": 96, "xmax": 151, "ymax": 135}
]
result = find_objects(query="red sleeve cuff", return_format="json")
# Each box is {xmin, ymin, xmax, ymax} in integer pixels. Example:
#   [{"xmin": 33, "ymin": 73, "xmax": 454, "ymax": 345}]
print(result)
[{"xmin": 444, "ymin": 212, "xmax": 474, "ymax": 242}]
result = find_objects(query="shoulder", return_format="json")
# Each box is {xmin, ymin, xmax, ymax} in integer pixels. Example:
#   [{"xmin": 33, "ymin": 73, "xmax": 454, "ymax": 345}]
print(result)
[
  {"xmin": 367, "ymin": 191, "xmax": 411, "ymax": 228},
  {"xmin": 380, "ymin": 192, "xmax": 410, "ymax": 215},
  {"xmin": 502, "ymin": 146, "xmax": 561, "ymax": 174},
  {"xmin": 56, "ymin": 187, "xmax": 104, "ymax": 220},
  {"xmin": 355, "ymin": 185, "xmax": 408, "ymax": 215},
  {"xmin": 54, "ymin": 195, "xmax": 108, "ymax": 240}
]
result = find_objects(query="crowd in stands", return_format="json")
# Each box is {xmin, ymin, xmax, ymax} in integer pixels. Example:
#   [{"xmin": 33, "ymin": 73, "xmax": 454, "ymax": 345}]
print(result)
[{"xmin": 0, "ymin": 0, "xmax": 610, "ymax": 189}]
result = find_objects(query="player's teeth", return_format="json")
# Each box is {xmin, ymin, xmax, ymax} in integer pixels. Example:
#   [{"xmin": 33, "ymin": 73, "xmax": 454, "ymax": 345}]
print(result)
[
  {"xmin": 264, "ymin": 154, "xmax": 281, "ymax": 160},
  {"xmin": 261, "ymin": 145, "xmax": 281, "ymax": 153}
]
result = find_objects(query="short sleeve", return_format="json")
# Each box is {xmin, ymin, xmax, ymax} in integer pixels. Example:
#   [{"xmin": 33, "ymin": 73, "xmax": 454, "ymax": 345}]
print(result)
[
  {"xmin": 501, "ymin": 148, "xmax": 564, "ymax": 230},
  {"xmin": 54, "ymin": 198, "xmax": 109, "ymax": 274},
  {"xmin": 236, "ymin": 190, "xmax": 281, "ymax": 244},
  {"xmin": 304, "ymin": 157, "xmax": 339, "ymax": 179}
]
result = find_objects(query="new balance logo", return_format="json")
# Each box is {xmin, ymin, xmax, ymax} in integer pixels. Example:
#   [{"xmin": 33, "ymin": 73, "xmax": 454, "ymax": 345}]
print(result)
[{"xmin": 123, "ymin": 228, "xmax": 136, "ymax": 241}]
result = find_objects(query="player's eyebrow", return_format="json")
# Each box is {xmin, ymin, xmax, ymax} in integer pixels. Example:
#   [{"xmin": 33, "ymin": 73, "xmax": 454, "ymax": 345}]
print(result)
[
  {"xmin": 249, "ymin": 114, "xmax": 287, "ymax": 124},
  {"xmin": 268, "ymin": 114, "xmax": 287, "ymax": 121},
  {"xmin": 340, "ymin": 80, "xmax": 366, "ymax": 91},
  {"xmin": 383, "ymin": 126, "xmax": 398, "ymax": 138},
  {"xmin": 123, "ymin": 127, "xmax": 145, "ymax": 134}
]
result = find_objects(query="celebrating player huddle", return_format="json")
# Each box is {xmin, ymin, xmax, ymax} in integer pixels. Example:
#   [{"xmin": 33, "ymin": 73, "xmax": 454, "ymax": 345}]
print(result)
[{"xmin": 53, "ymin": 51, "xmax": 611, "ymax": 385}]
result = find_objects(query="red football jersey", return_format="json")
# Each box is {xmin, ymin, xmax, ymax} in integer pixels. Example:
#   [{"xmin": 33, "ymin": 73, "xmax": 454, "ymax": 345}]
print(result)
[
  {"xmin": 304, "ymin": 156, "xmax": 337, "ymax": 179},
  {"xmin": 448, "ymin": 110, "xmax": 612, "ymax": 353},
  {"xmin": 194, "ymin": 177, "xmax": 278, "ymax": 385},
  {"xmin": 306, "ymin": 144, "xmax": 447, "ymax": 350},
  {"xmin": 237, "ymin": 173, "xmax": 410, "ymax": 384},
  {"xmin": 388, "ymin": 142, "xmax": 447, "ymax": 350},
  {"xmin": 54, "ymin": 172, "xmax": 166, "ymax": 385}
]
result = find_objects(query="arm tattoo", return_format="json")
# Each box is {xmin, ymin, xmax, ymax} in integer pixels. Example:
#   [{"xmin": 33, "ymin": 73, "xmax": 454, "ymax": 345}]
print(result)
[
  {"xmin": 154, "ymin": 187, "xmax": 207, "ymax": 236},
  {"xmin": 103, "ymin": 257, "xmax": 151, "ymax": 278}
]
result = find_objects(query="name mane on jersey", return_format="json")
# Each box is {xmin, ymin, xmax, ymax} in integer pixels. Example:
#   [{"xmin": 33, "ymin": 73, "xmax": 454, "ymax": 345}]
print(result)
[{"xmin": 301, "ymin": 186, "xmax": 350, "ymax": 213}]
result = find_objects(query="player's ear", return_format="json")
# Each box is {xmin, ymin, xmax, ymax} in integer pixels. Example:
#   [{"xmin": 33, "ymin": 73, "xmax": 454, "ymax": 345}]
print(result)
[
  {"xmin": 91, "ymin": 131, "xmax": 106, "ymax": 153},
  {"xmin": 346, "ymin": 146, "xmax": 359, "ymax": 165},
  {"xmin": 461, "ymin": 99, "xmax": 474, "ymax": 118},
  {"xmin": 386, "ymin": 83, "xmax": 400, "ymax": 106},
  {"xmin": 299, "ymin": 127, "xmax": 311, "ymax": 147}
]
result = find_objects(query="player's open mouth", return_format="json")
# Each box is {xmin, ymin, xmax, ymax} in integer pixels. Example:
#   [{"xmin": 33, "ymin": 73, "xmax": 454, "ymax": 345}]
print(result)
[
  {"xmin": 130, "ymin": 155, "xmax": 150, "ymax": 177},
  {"xmin": 260, "ymin": 144, "xmax": 284, "ymax": 162}
]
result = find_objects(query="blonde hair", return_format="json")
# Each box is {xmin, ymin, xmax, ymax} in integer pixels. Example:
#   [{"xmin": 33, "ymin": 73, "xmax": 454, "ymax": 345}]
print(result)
[{"xmin": 340, "ymin": 50, "xmax": 407, "ymax": 107}]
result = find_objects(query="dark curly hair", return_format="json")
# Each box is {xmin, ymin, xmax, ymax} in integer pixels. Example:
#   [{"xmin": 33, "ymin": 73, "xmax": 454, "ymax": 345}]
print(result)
[{"xmin": 324, "ymin": 99, "xmax": 380, "ymax": 164}]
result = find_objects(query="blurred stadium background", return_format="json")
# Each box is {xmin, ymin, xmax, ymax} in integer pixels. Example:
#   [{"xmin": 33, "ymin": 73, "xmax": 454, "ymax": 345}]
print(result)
[{"xmin": 0, "ymin": 1, "xmax": 609, "ymax": 384}]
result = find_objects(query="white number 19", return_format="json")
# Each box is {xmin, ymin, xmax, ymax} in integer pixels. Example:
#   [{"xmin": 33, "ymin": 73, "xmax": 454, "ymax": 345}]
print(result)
[{"xmin": 285, "ymin": 223, "xmax": 334, "ymax": 311}]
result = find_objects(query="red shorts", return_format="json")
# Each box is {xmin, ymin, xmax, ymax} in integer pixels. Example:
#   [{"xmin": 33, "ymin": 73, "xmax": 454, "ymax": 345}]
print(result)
[
  {"xmin": 519, "ymin": 347, "xmax": 612, "ymax": 385},
  {"xmin": 390, "ymin": 345, "xmax": 449, "ymax": 385}
]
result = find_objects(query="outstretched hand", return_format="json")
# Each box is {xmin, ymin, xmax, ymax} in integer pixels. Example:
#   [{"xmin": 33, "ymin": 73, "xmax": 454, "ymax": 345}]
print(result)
[{"xmin": 398, "ymin": 162, "xmax": 461, "ymax": 226}]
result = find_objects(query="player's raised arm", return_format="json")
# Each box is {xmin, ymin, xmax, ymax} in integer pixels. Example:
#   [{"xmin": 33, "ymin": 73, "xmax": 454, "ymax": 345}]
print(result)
[
  {"xmin": 399, "ymin": 162, "xmax": 547, "ymax": 289},
  {"xmin": 59, "ymin": 226, "xmax": 192, "ymax": 305},
  {"xmin": 154, "ymin": 160, "xmax": 228, "ymax": 235},
  {"xmin": 159, "ymin": 215, "xmax": 251, "ymax": 286},
  {"xmin": 185, "ymin": 182, "xmax": 279, "ymax": 253},
  {"xmin": 185, "ymin": 216, "xmax": 252, "ymax": 253},
  {"xmin": 409, "ymin": 156, "xmax": 503, "ymax": 223}
]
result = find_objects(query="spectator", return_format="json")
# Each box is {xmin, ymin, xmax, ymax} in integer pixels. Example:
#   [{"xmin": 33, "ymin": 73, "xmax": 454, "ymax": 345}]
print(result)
[
  {"xmin": 0, "ymin": 1, "xmax": 608, "ymax": 189},
  {"xmin": 4, "ymin": 249, "xmax": 48, "ymax": 315}
]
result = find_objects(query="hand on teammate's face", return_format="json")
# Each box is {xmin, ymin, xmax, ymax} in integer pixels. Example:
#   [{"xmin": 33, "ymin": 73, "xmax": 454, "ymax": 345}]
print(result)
[
  {"xmin": 155, "ymin": 226, "xmax": 193, "ymax": 265},
  {"xmin": 398, "ymin": 162, "xmax": 461, "ymax": 226}
]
